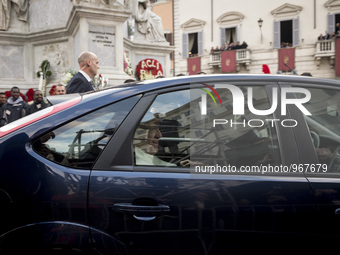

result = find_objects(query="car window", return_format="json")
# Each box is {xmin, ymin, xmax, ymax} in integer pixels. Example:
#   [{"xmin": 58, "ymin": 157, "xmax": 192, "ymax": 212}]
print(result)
[
  {"xmin": 298, "ymin": 87, "xmax": 340, "ymax": 173},
  {"xmin": 33, "ymin": 96, "xmax": 139, "ymax": 169},
  {"xmin": 133, "ymin": 84, "xmax": 281, "ymax": 172}
]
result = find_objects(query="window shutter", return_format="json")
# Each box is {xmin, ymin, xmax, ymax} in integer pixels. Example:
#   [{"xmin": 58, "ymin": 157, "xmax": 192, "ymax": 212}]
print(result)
[
  {"xmin": 235, "ymin": 27, "xmax": 238, "ymax": 42},
  {"xmin": 182, "ymin": 33, "xmax": 189, "ymax": 59},
  {"xmin": 273, "ymin": 20, "xmax": 280, "ymax": 48},
  {"xmin": 220, "ymin": 28, "xmax": 225, "ymax": 47},
  {"xmin": 328, "ymin": 13, "xmax": 335, "ymax": 34},
  {"xmin": 293, "ymin": 18, "xmax": 300, "ymax": 47},
  {"xmin": 198, "ymin": 31, "xmax": 204, "ymax": 57}
]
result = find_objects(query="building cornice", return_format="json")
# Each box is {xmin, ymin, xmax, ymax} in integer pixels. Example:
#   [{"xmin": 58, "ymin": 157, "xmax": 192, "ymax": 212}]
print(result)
[
  {"xmin": 0, "ymin": 3, "xmax": 130, "ymax": 44},
  {"xmin": 325, "ymin": 0, "xmax": 340, "ymax": 12},
  {"xmin": 217, "ymin": 12, "xmax": 244, "ymax": 26},
  {"xmin": 271, "ymin": 3, "xmax": 302, "ymax": 18},
  {"xmin": 181, "ymin": 18, "xmax": 206, "ymax": 32}
]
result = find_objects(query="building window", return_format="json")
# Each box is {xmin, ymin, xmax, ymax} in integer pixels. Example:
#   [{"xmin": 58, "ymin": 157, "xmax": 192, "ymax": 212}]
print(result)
[
  {"xmin": 271, "ymin": 4, "xmax": 302, "ymax": 48},
  {"xmin": 327, "ymin": 13, "xmax": 340, "ymax": 36},
  {"xmin": 280, "ymin": 20, "xmax": 293, "ymax": 47},
  {"xmin": 182, "ymin": 31, "xmax": 203, "ymax": 58},
  {"xmin": 326, "ymin": 1, "xmax": 340, "ymax": 35},
  {"xmin": 220, "ymin": 27, "xmax": 237, "ymax": 47},
  {"xmin": 217, "ymin": 12, "xmax": 244, "ymax": 48},
  {"xmin": 336, "ymin": 14, "xmax": 340, "ymax": 28},
  {"xmin": 181, "ymin": 18, "xmax": 206, "ymax": 59},
  {"xmin": 225, "ymin": 27, "xmax": 236, "ymax": 43},
  {"xmin": 189, "ymin": 33, "xmax": 198, "ymax": 57},
  {"xmin": 273, "ymin": 19, "xmax": 299, "ymax": 48}
]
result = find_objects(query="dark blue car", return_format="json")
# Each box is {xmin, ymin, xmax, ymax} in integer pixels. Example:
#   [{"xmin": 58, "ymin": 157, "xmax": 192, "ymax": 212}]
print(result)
[{"xmin": 1, "ymin": 74, "xmax": 340, "ymax": 254}]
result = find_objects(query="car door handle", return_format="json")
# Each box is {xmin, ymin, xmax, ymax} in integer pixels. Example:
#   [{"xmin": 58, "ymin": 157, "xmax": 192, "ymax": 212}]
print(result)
[{"xmin": 113, "ymin": 203, "xmax": 170, "ymax": 221}]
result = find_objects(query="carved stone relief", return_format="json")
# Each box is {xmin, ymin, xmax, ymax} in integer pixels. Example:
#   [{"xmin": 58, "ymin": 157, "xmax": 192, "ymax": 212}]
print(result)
[{"xmin": 36, "ymin": 43, "xmax": 69, "ymax": 79}]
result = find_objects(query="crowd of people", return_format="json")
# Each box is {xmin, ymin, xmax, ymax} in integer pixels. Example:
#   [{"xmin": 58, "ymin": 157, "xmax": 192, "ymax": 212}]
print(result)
[
  {"xmin": 212, "ymin": 25, "xmax": 340, "ymax": 52},
  {"xmin": 210, "ymin": 41, "xmax": 248, "ymax": 53},
  {"xmin": 317, "ymin": 31, "xmax": 338, "ymax": 41},
  {"xmin": 0, "ymin": 84, "xmax": 66, "ymax": 127},
  {"xmin": 0, "ymin": 51, "xmax": 99, "ymax": 127},
  {"xmin": 317, "ymin": 23, "xmax": 340, "ymax": 41},
  {"xmin": 280, "ymin": 42, "xmax": 293, "ymax": 48}
]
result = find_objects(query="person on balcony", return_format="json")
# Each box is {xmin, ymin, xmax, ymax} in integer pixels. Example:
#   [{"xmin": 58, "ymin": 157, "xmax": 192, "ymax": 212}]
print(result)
[
  {"xmin": 318, "ymin": 33, "xmax": 324, "ymax": 41},
  {"xmin": 241, "ymin": 41, "xmax": 248, "ymax": 49},
  {"xmin": 324, "ymin": 31, "xmax": 330, "ymax": 40}
]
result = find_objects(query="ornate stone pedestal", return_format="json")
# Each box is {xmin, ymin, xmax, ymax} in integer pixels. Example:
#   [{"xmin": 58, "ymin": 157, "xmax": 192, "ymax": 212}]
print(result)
[{"xmin": 0, "ymin": 0, "xmax": 173, "ymax": 94}]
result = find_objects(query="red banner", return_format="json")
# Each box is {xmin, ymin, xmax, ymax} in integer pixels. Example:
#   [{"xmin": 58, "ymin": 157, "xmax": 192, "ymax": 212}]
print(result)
[
  {"xmin": 187, "ymin": 57, "xmax": 201, "ymax": 75},
  {"xmin": 221, "ymin": 51, "xmax": 236, "ymax": 73},
  {"xmin": 278, "ymin": 48, "xmax": 295, "ymax": 71},
  {"xmin": 136, "ymin": 58, "xmax": 164, "ymax": 80},
  {"xmin": 336, "ymin": 39, "xmax": 340, "ymax": 76}
]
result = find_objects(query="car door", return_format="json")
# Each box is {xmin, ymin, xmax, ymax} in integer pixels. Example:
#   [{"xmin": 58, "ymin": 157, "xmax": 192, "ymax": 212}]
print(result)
[
  {"xmin": 287, "ymin": 83, "xmax": 340, "ymax": 251},
  {"xmin": 89, "ymin": 81, "xmax": 315, "ymax": 255},
  {"xmin": 14, "ymin": 95, "xmax": 142, "ymax": 254}
]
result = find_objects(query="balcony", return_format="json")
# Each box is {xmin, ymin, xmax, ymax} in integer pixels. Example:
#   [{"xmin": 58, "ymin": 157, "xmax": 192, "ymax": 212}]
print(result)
[
  {"xmin": 314, "ymin": 39, "xmax": 335, "ymax": 69},
  {"xmin": 208, "ymin": 49, "xmax": 252, "ymax": 71}
]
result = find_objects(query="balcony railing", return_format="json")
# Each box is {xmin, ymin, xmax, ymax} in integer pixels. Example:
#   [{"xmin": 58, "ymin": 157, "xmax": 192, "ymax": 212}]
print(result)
[
  {"xmin": 236, "ymin": 49, "xmax": 251, "ymax": 64},
  {"xmin": 209, "ymin": 49, "xmax": 251, "ymax": 71},
  {"xmin": 314, "ymin": 39, "xmax": 335, "ymax": 68}
]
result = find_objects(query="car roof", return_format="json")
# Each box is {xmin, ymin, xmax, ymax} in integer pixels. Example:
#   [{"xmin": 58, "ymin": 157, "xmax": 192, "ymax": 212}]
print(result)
[
  {"xmin": 46, "ymin": 93, "xmax": 81, "ymax": 106},
  {"xmin": 54, "ymin": 74, "xmax": 340, "ymax": 106},
  {"xmin": 105, "ymin": 74, "xmax": 340, "ymax": 95}
]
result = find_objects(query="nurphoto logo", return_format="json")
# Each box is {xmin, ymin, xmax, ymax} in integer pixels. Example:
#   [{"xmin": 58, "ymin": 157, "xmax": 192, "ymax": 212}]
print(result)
[
  {"xmin": 200, "ymin": 84, "xmax": 311, "ymax": 128},
  {"xmin": 200, "ymin": 83, "xmax": 222, "ymax": 115}
]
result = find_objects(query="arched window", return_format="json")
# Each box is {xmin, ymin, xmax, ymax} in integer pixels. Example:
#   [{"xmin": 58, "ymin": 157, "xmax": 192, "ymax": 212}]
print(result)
[
  {"xmin": 181, "ymin": 18, "xmax": 206, "ymax": 59},
  {"xmin": 217, "ymin": 12, "xmax": 244, "ymax": 48}
]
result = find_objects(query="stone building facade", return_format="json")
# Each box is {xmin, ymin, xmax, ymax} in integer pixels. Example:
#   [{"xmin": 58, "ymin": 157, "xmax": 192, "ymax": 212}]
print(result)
[
  {"xmin": 172, "ymin": 0, "xmax": 340, "ymax": 78},
  {"xmin": 0, "ymin": 0, "xmax": 173, "ymax": 93}
]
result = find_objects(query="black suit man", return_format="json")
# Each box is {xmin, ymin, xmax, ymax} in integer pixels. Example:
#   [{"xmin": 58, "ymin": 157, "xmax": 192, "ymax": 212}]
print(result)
[
  {"xmin": 66, "ymin": 51, "xmax": 99, "ymax": 94},
  {"xmin": 66, "ymin": 72, "xmax": 95, "ymax": 94}
]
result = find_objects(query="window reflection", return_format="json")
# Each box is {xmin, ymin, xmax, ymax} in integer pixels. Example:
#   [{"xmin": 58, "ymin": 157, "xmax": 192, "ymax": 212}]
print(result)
[
  {"xmin": 133, "ymin": 85, "xmax": 281, "ymax": 170},
  {"xmin": 33, "ymin": 96, "xmax": 139, "ymax": 169}
]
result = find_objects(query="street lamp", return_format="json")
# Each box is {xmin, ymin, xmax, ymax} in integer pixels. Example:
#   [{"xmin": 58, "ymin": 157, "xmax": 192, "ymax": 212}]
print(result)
[{"xmin": 258, "ymin": 18, "xmax": 263, "ymax": 43}]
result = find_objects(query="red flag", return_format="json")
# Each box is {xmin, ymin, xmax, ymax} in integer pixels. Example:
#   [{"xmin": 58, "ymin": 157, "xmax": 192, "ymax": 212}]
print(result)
[
  {"xmin": 262, "ymin": 64, "xmax": 270, "ymax": 74},
  {"xmin": 221, "ymin": 51, "xmax": 236, "ymax": 73},
  {"xmin": 336, "ymin": 39, "xmax": 340, "ymax": 76},
  {"xmin": 187, "ymin": 57, "xmax": 201, "ymax": 75},
  {"xmin": 278, "ymin": 48, "xmax": 295, "ymax": 71}
]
